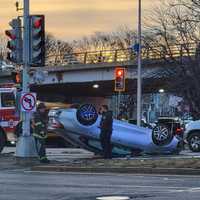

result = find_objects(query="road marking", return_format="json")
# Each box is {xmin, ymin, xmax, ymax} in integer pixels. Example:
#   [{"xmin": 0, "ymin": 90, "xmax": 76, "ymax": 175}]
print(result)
[{"xmin": 22, "ymin": 171, "xmax": 196, "ymax": 190}]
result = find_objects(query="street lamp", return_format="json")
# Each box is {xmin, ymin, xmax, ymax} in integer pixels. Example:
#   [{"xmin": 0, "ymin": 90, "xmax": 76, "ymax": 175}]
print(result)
[
  {"xmin": 93, "ymin": 84, "xmax": 99, "ymax": 89},
  {"xmin": 159, "ymin": 88, "xmax": 165, "ymax": 93},
  {"xmin": 137, "ymin": 0, "xmax": 142, "ymax": 126}
]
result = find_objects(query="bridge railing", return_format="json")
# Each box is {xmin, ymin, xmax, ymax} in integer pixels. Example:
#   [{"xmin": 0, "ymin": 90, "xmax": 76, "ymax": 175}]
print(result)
[{"xmin": 46, "ymin": 43, "xmax": 197, "ymax": 66}]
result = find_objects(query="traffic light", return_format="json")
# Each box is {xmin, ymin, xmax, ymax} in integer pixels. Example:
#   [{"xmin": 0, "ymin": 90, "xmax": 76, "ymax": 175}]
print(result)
[
  {"xmin": 115, "ymin": 67, "xmax": 126, "ymax": 92},
  {"xmin": 30, "ymin": 15, "xmax": 45, "ymax": 67},
  {"xmin": 5, "ymin": 18, "xmax": 23, "ymax": 64},
  {"xmin": 11, "ymin": 71, "xmax": 22, "ymax": 84}
]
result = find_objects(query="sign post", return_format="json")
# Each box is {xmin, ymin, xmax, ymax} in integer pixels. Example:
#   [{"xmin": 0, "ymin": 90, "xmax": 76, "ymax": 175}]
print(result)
[
  {"xmin": 16, "ymin": 0, "xmax": 37, "ymax": 158},
  {"xmin": 137, "ymin": 0, "xmax": 142, "ymax": 126}
]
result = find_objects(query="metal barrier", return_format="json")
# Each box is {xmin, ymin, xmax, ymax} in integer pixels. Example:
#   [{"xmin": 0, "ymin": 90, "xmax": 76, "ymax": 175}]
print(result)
[{"xmin": 46, "ymin": 43, "xmax": 197, "ymax": 66}]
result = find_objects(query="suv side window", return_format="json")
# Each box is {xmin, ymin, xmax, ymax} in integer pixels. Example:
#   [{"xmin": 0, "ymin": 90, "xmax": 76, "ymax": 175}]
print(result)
[{"xmin": 1, "ymin": 92, "xmax": 15, "ymax": 107}]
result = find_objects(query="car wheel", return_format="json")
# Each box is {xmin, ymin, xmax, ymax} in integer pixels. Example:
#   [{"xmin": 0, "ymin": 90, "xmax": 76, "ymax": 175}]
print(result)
[
  {"xmin": 188, "ymin": 132, "xmax": 200, "ymax": 152},
  {"xmin": 76, "ymin": 104, "xmax": 98, "ymax": 126},
  {"xmin": 152, "ymin": 124, "xmax": 173, "ymax": 146},
  {"xmin": 0, "ymin": 129, "xmax": 6, "ymax": 153}
]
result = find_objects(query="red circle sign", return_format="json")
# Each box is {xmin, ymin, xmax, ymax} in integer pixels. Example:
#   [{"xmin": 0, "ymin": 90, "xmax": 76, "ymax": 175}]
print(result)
[{"xmin": 21, "ymin": 93, "xmax": 36, "ymax": 111}]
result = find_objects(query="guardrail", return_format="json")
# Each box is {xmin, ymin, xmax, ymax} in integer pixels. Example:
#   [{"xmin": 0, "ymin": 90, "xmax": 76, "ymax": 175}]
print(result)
[{"xmin": 46, "ymin": 43, "xmax": 197, "ymax": 66}]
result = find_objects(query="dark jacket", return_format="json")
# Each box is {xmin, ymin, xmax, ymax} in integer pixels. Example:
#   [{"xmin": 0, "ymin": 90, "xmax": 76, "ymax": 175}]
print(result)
[
  {"xmin": 100, "ymin": 111, "xmax": 113, "ymax": 132},
  {"xmin": 32, "ymin": 111, "xmax": 48, "ymax": 139}
]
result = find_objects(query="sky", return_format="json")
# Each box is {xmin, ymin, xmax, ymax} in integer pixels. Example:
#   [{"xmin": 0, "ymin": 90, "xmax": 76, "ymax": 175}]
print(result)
[{"xmin": 0, "ymin": 0, "xmax": 159, "ymax": 41}]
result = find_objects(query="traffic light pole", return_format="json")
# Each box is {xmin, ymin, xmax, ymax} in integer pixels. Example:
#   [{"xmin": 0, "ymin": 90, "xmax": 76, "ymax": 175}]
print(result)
[
  {"xmin": 16, "ymin": 0, "xmax": 37, "ymax": 158},
  {"xmin": 137, "ymin": 0, "xmax": 142, "ymax": 126},
  {"xmin": 118, "ymin": 91, "xmax": 121, "ymax": 118}
]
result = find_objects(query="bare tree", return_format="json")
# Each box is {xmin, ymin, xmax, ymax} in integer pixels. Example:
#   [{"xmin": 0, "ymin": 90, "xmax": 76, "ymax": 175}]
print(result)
[
  {"xmin": 45, "ymin": 33, "xmax": 73, "ymax": 65},
  {"xmin": 71, "ymin": 26, "xmax": 138, "ymax": 63},
  {"xmin": 72, "ymin": 26, "xmax": 138, "ymax": 52},
  {"xmin": 0, "ymin": 33, "xmax": 8, "ymax": 60},
  {"xmin": 144, "ymin": 0, "xmax": 200, "ymax": 119}
]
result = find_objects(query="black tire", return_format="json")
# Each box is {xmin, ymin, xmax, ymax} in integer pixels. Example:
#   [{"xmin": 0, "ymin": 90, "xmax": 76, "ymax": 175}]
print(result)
[
  {"xmin": 0, "ymin": 129, "xmax": 6, "ymax": 153},
  {"xmin": 188, "ymin": 132, "xmax": 200, "ymax": 152},
  {"xmin": 76, "ymin": 104, "xmax": 98, "ymax": 126},
  {"xmin": 152, "ymin": 124, "xmax": 173, "ymax": 146}
]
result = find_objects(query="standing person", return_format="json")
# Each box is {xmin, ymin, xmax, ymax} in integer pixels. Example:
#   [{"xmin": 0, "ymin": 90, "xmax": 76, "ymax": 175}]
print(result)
[
  {"xmin": 32, "ymin": 102, "xmax": 49, "ymax": 163},
  {"xmin": 99, "ymin": 105, "xmax": 113, "ymax": 159}
]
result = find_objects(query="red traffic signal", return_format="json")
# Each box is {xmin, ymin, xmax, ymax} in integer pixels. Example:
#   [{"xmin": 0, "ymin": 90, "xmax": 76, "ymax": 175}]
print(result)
[
  {"xmin": 116, "ymin": 69, "xmax": 124, "ymax": 77},
  {"xmin": 30, "ymin": 15, "xmax": 45, "ymax": 66},
  {"xmin": 11, "ymin": 72, "xmax": 21, "ymax": 84},
  {"xmin": 5, "ymin": 30, "xmax": 16, "ymax": 40},
  {"xmin": 115, "ymin": 67, "xmax": 126, "ymax": 92},
  {"xmin": 33, "ymin": 18, "xmax": 42, "ymax": 28}
]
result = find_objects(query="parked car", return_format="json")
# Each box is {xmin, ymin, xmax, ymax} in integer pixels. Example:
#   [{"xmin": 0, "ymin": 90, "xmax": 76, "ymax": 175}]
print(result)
[
  {"xmin": 48, "ymin": 104, "xmax": 183, "ymax": 156},
  {"xmin": 184, "ymin": 120, "xmax": 200, "ymax": 152}
]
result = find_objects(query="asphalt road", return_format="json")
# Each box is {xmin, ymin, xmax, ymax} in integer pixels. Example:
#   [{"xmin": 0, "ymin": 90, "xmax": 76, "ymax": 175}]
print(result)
[
  {"xmin": 1, "ymin": 147, "xmax": 200, "ymax": 200},
  {"xmin": 0, "ymin": 169, "xmax": 200, "ymax": 200}
]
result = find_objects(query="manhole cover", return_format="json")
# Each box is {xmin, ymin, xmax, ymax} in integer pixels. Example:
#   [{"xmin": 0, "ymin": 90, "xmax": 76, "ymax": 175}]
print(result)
[{"xmin": 96, "ymin": 196, "xmax": 130, "ymax": 200}]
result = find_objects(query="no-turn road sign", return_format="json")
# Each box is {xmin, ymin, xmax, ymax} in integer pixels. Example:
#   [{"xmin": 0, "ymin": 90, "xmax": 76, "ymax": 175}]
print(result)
[{"xmin": 21, "ymin": 93, "xmax": 37, "ymax": 112}]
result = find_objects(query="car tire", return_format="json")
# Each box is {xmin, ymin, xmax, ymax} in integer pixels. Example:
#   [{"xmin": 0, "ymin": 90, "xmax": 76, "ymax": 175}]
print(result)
[
  {"xmin": 76, "ymin": 104, "xmax": 98, "ymax": 126},
  {"xmin": 188, "ymin": 132, "xmax": 200, "ymax": 152},
  {"xmin": 152, "ymin": 124, "xmax": 173, "ymax": 146},
  {"xmin": 0, "ymin": 129, "xmax": 6, "ymax": 153}
]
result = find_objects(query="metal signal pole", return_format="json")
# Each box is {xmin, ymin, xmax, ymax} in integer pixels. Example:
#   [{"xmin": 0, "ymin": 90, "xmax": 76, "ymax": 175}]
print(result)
[
  {"xmin": 137, "ymin": 0, "xmax": 142, "ymax": 126},
  {"xmin": 16, "ymin": 0, "xmax": 37, "ymax": 157}
]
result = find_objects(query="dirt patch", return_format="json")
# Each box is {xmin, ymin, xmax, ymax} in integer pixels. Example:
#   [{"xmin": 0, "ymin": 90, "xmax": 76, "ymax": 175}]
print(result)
[
  {"xmin": 50, "ymin": 157, "xmax": 200, "ymax": 169},
  {"xmin": 1, "ymin": 152, "xmax": 200, "ymax": 171}
]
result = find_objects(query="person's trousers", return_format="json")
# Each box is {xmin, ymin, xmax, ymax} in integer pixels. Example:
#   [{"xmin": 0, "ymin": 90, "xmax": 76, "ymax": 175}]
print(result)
[
  {"xmin": 100, "ymin": 131, "xmax": 112, "ymax": 159},
  {"xmin": 34, "ymin": 137, "xmax": 47, "ymax": 160}
]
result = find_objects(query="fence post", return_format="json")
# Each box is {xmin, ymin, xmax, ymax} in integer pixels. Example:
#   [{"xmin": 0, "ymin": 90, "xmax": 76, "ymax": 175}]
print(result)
[
  {"xmin": 180, "ymin": 44, "xmax": 183, "ymax": 64},
  {"xmin": 83, "ymin": 52, "xmax": 87, "ymax": 64},
  {"xmin": 114, "ymin": 50, "xmax": 118, "ymax": 62},
  {"xmin": 146, "ymin": 47, "xmax": 150, "ymax": 59},
  {"xmin": 98, "ymin": 51, "xmax": 103, "ymax": 63}
]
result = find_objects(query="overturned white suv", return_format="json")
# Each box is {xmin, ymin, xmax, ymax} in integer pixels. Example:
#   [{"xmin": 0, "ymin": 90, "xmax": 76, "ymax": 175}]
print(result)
[{"xmin": 184, "ymin": 120, "xmax": 200, "ymax": 152}]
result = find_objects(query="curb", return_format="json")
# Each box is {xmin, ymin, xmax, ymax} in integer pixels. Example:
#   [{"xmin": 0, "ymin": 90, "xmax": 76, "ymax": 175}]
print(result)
[
  {"xmin": 16, "ymin": 157, "xmax": 40, "ymax": 166},
  {"xmin": 31, "ymin": 166, "xmax": 200, "ymax": 175}
]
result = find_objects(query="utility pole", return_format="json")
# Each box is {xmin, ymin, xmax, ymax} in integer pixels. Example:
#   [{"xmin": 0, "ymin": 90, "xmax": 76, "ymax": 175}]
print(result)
[
  {"xmin": 137, "ymin": 0, "xmax": 142, "ymax": 126},
  {"xmin": 16, "ymin": 0, "xmax": 37, "ymax": 157}
]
